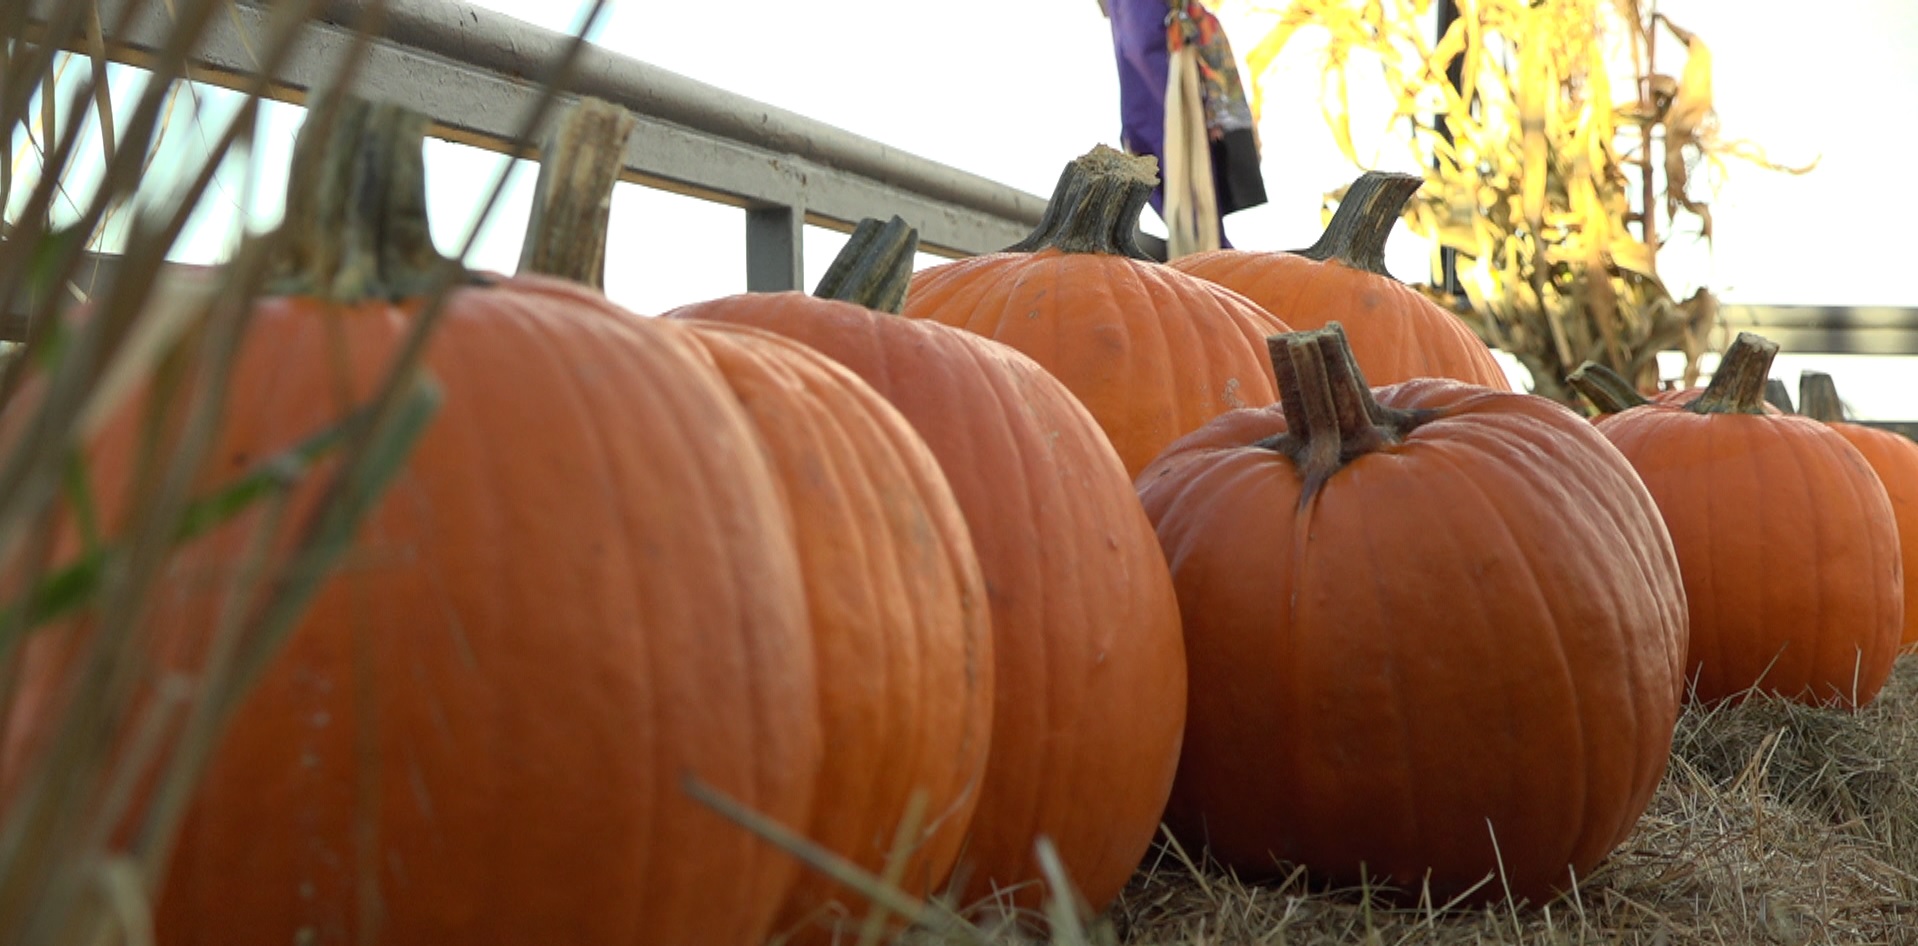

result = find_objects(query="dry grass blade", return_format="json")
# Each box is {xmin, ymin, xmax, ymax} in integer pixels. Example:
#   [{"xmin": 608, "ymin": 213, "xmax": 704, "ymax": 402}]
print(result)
[
  {"xmin": 0, "ymin": 3, "xmax": 623, "ymax": 944},
  {"xmin": 684, "ymin": 774, "xmax": 996, "ymax": 946}
]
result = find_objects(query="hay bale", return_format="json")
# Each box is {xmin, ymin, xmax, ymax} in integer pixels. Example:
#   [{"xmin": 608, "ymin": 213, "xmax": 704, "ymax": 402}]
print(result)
[{"xmin": 1097, "ymin": 657, "xmax": 1918, "ymax": 945}]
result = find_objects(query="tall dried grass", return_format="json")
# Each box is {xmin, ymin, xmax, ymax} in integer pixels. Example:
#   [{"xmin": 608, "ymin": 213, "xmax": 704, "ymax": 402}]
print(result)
[{"xmin": 0, "ymin": 2, "xmax": 603, "ymax": 943}]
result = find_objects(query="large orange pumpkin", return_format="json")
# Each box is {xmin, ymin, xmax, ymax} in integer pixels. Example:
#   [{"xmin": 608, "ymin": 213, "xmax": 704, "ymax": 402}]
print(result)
[
  {"xmin": 670, "ymin": 217, "xmax": 1186, "ymax": 918},
  {"xmin": 1169, "ymin": 171, "xmax": 1511, "ymax": 390},
  {"xmin": 3, "ymin": 99, "xmax": 822, "ymax": 946},
  {"xmin": 675, "ymin": 320, "xmax": 994, "ymax": 941},
  {"xmin": 1799, "ymin": 371, "xmax": 1918, "ymax": 652},
  {"xmin": 902, "ymin": 145, "xmax": 1288, "ymax": 477},
  {"xmin": 514, "ymin": 102, "xmax": 998, "ymax": 942},
  {"xmin": 1137, "ymin": 323, "xmax": 1687, "ymax": 904},
  {"xmin": 1578, "ymin": 335, "xmax": 1902, "ymax": 707}
]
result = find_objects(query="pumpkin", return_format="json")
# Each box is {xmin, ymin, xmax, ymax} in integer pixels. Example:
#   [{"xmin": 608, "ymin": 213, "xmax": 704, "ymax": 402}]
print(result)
[
  {"xmin": 674, "ymin": 322, "xmax": 994, "ymax": 941},
  {"xmin": 1169, "ymin": 171, "xmax": 1511, "ymax": 390},
  {"xmin": 902, "ymin": 145, "xmax": 1288, "ymax": 477},
  {"xmin": 1799, "ymin": 371, "xmax": 1918, "ymax": 652},
  {"xmin": 513, "ymin": 101, "xmax": 996, "ymax": 942},
  {"xmin": 669, "ymin": 216, "xmax": 1186, "ymax": 917},
  {"xmin": 3, "ymin": 98, "xmax": 822, "ymax": 944},
  {"xmin": 1569, "ymin": 335, "xmax": 1902, "ymax": 707},
  {"xmin": 1136, "ymin": 323, "xmax": 1687, "ymax": 904}
]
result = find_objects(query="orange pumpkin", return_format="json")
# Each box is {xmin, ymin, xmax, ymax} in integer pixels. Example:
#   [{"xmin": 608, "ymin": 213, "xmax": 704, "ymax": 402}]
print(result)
[
  {"xmin": 670, "ymin": 217, "xmax": 1186, "ymax": 918},
  {"xmin": 903, "ymin": 145, "xmax": 1288, "ymax": 477},
  {"xmin": 514, "ymin": 103, "xmax": 997, "ymax": 942},
  {"xmin": 1137, "ymin": 324, "xmax": 1686, "ymax": 904},
  {"xmin": 1578, "ymin": 335, "xmax": 1902, "ymax": 707},
  {"xmin": 675, "ymin": 320, "xmax": 994, "ymax": 941},
  {"xmin": 1799, "ymin": 371, "xmax": 1918, "ymax": 652},
  {"xmin": 1169, "ymin": 171, "xmax": 1511, "ymax": 390},
  {"xmin": 4, "ymin": 99, "xmax": 822, "ymax": 946}
]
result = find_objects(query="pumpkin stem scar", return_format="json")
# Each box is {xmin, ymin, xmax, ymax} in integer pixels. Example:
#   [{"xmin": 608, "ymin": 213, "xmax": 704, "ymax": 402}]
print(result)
[
  {"xmin": 266, "ymin": 96, "xmax": 475, "ymax": 302},
  {"xmin": 1797, "ymin": 371, "xmax": 1847, "ymax": 422},
  {"xmin": 1294, "ymin": 171, "xmax": 1424, "ymax": 278},
  {"xmin": 517, "ymin": 96, "xmax": 638, "ymax": 290},
  {"xmin": 1687, "ymin": 332, "xmax": 1780, "ymax": 416},
  {"xmin": 814, "ymin": 215, "xmax": 920, "ymax": 314},
  {"xmin": 1004, "ymin": 144, "xmax": 1157, "ymax": 260},
  {"xmin": 1566, "ymin": 360, "xmax": 1651, "ymax": 415},
  {"xmin": 1258, "ymin": 323, "xmax": 1433, "ymax": 503}
]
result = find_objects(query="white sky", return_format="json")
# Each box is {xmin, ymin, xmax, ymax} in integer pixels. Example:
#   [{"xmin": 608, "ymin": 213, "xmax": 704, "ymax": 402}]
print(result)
[{"xmin": 12, "ymin": 0, "xmax": 1916, "ymax": 417}]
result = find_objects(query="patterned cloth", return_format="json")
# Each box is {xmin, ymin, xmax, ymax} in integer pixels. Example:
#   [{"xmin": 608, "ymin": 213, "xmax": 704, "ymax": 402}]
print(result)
[
  {"xmin": 1167, "ymin": 1, "xmax": 1257, "ymax": 138},
  {"xmin": 1107, "ymin": 0, "xmax": 1267, "ymax": 237}
]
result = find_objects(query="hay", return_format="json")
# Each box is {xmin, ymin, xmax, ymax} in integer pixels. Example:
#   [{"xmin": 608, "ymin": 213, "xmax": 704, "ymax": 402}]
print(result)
[{"xmin": 1090, "ymin": 657, "xmax": 1918, "ymax": 945}]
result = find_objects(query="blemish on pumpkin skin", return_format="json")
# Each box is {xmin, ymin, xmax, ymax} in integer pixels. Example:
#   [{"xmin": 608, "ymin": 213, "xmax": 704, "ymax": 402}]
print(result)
[{"xmin": 1222, "ymin": 377, "xmax": 1245, "ymax": 409}]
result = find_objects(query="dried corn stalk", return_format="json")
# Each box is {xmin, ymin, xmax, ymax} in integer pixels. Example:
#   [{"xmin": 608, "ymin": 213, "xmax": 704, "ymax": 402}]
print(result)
[{"xmin": 1231, "ymin": 0, "xmax": 1814, "ymax": 404}]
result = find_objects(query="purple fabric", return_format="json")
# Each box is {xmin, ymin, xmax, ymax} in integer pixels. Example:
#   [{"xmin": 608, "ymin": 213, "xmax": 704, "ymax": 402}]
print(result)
[
  {"xmin": 1107, "ymin": 0, "xmax": 1170, "ymax": 216},
  {"xmin": 1107, "ymin": 0, "xmax": 1233, "ymax": 246}
]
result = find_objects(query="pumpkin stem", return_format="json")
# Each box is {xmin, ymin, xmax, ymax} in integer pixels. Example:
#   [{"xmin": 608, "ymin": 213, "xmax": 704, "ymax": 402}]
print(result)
[
  {"xmin": 1764, "ymin": 378, "xmax": 1796, "ymax": 414},
  {"xmin": 1005, "ymin": 144, "xmax": 1155, "ymax": 260},
  {"xmin": 1687, "ymin": 332, "xmax": 1780, "ymax": 415},
  {"xmin": 517, "ymin": 96, "xmax": 638, "ymax": 290},
  {"xmin": 1295, "ymin": 171, "xmax": 1424, "ymax": 277},
  {"xmin": 267, "ymin": 96, "xmax": 464, "ymax": 301},
  {"xmin": 814, "ymin": 216, "xmax": 920, "ymax": 314},
  {"xmin": 1565, "ymin": 361, "xmax": 1649, "ymax": 415},
  {"xmin": 1797, "ymin": 371, "xmax": 1848, "ymax": 422},
  {"xmin": 1259, "ymin": 322, "xmax": 1431, "ymax": 501}
]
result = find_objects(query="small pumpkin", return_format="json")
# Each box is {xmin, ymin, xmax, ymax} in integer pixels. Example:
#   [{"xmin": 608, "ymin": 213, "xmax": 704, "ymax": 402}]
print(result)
[
  {"xmin": 1569, "ymin": 335, "xmax": 1902, "ymax": 707},
  {"xmin": 1169, "ymin": 171, "xmax": 1511, "ymax": 390},
  {"xmin": 4, "ymin": 97, "xmax": 822, "ymax": 945},
  {"xmin": 902, "ymin": 145, "xmax": 1288, "ymax": 477},
  {"xmin": 1798, "ymin": 371, "xmax": 1918, "ymax": 652},
  {"xmin": 1137, "ymin": 323, "xmax": 1686, "ymax": 904},
  {"xmin": 669, "ymin": 217, "xmax": 1186, "ymax": 918}
]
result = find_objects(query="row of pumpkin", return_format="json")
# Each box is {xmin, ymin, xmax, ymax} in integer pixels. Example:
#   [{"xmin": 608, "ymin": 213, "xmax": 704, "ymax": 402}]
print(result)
[{"xmin": 4, "ymin": 93, "xmax": 1911, "ymax": 946}]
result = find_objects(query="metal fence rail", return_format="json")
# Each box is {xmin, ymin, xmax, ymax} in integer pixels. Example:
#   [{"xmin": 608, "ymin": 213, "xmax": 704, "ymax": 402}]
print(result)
[
  {"xmin": 12, "ymin": 0, "xmax": 1918, "ymax": 371},
  {"xmin": 22, "ymin": 0, "xmax": 1053, "ymax": 291}
]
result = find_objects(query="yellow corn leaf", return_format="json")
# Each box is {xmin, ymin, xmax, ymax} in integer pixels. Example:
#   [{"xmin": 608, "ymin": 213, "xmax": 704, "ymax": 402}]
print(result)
[
  {"xmin": 1517, "ymin": 11, "xmax": 1551, "ymax": 235},
  {"xmin": 1608, "ymin": 236, "xmax": 1658, "ymax": 279}
]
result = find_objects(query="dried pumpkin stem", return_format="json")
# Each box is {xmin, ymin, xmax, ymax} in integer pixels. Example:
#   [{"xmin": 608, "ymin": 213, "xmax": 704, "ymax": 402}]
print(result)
[
  {"xmin": 814, "ymin": 215, "xmax": 920, "ymax": 314},
  {"xmin": 1295, "ymin": 171, "xmax": 1424, "ymax": 277},
  {"xmin": 1797, "ymin": 371, "xmax": 1847, "ymax": 422},
  {"xmin": 1566, "ymin": 360, "xmax": 1649, "ymax": 415},
  {"xmin": 267, "ymin": 96, "xmax": 464, "ymax": 301},
  {"xmin": 1005, "ymin": 144, "xmax": 1155, "ymax": 260},
  {"xmin": 1260, "ymin": 322, "xmax": 1428, "ymax": 501},
  {"xmin": 517, "ymin": 96, "xmax": 638, "ymax": 290},
  {"xmin": 1764, "ymin": 378, "xmax": 1796, "ymax": 414},
  {"xmin": 1687, "ymin": 332, "xmax": 1780, "ymax": 415}
]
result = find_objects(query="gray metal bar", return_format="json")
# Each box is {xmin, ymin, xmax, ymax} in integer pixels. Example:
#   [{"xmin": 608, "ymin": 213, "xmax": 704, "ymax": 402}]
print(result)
[
  {"xmin": 25, "ymin": 0, "xmax": 1046, "ymax": 257},
  {"xmin": 1863, "ymin": 421, "xmax": 1918, "ymax": 439},
  {"xmin": 1718, "ymin": 305, "xmax": 1918, "ymax": 356},
  {"xmin": 745, "ymin": 205, "xmax": 805, "ymax": 293}
]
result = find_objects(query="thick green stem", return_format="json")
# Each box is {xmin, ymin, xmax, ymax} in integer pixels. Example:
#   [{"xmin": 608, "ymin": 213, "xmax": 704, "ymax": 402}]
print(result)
[
  {"xmin": 1566, "ymin": 361, "xmax": 1650, "ymax": 415},
  {"xmin": 1688, "ymin": 332, "xmax": 1779, "ymax": 415},
  {"xmin": 517, "ymin": 96, "xmax": 638, "ymax": 290},
  {"xmin": 1765, "ymin": 378, "xmax": 1796, "ymax": 414},
  {"xmin": 1259, "ymin": 322, "xmax": 1430, "ymax": 502},
  {"xmin": 813, "ymin": 216, "xmax": 919, "ymax": 314},
  {"xmin": 1295, "ymin": 171, "xmax": 1424, "ymax": 277},
  {"xmin": 267, "ymin": 96, "xmax": 462, "ymax": 301},
  {"xmin": 1004, "ymin": 144, "xmax": 1155, "ymax": 259},
  {"xmin": 1797, "ymin": 371, "xmax": 1848, "ymax": 423}
]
